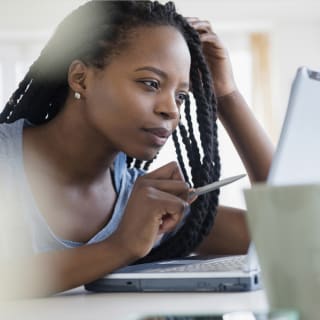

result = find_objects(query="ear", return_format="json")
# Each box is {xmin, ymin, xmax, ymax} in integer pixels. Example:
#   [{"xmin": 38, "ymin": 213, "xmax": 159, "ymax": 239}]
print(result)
[{"xmin": 68, "ymin": 60, "xmax": 89, "ymax": 98}]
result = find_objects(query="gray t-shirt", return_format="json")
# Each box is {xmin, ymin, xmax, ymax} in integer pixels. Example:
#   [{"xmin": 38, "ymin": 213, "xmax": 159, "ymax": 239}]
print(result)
[{"xmin": 0, "ymin": 119, "xmax": 146, "ymax": 259}]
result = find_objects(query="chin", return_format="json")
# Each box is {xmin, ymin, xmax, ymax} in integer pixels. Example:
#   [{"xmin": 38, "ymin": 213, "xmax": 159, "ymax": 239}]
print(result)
[{"xmin": 127, "ymin": 148, "xmax": 159, "ymax": 162}]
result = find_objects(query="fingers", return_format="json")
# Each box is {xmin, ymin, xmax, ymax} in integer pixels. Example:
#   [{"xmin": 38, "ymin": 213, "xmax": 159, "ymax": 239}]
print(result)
[
  {"xmin": 119, "ymin": 162, "xmax": 192, "ymax": 253},
  {"xmin": 186, "ymin": 17, "xmax": 215, "ymax": 35},
  {"xmin": 133, "ymin": 176, "xmax": 190, "ymax": 231},
  {"xmin": 155, "ymin": 190, "xmax": 189, "ymax": 233},
  {"xmin": 144, "ymin": 178, "xmax": 197, "ymax": 205},
  {"xmin": 115, "ymin": 184, "xmax": 189, "ymax": 258},
  {"xmin": 116, "ymin": 162, "xmax": 194, "ymax": 258},
  {"xmin": 142, "ymin": 161, "xmax": 191, "ymax": 199},
  {"xmin": 186, "ymin": 17, "xmax": 237, "ymax": 98},
  {"xmin": 137, "ymin": 178, "xmax": 190, "ymax": 201},
  {"xmin": 146, "ymin": 161, "xmax": 185, "ymax": 181},
  {"xmin": 187, "ymin": 17, "xmax": 222, "ymax": 45}
]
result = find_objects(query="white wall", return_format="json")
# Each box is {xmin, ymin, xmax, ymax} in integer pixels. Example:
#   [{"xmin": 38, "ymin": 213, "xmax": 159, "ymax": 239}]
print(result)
[
  {"xmin": 0, "ymin": 0, "xmax": 87, "ymax": 34},
  {"xmin": 271, "ymin": 22, "xmax": 320, "ymax": 126}
]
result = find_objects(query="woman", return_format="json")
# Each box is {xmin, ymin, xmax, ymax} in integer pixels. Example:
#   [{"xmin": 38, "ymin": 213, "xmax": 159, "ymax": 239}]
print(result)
[{"xmin": 0, "ymin": 1, "xmax": 273, "ymax": 298}]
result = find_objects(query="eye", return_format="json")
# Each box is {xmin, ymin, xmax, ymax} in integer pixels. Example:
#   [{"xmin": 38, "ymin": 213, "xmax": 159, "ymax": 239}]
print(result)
[
  {"xmin": 139, "ymin": 79, "xmax": 160, "ymax": 90},
  {"xmin": 176, "ymin": 92, "xmax": 188, "ymax": 106}
]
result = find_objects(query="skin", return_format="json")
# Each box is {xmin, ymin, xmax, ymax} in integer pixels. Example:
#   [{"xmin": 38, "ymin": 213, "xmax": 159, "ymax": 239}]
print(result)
[{"xmin": 1, "ymin": 18, "xmax": 274, "ymax": 298}]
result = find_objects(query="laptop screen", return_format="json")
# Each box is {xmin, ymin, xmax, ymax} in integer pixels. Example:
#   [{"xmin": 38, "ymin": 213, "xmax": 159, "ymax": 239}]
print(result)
[{"xmin": 267, "ymin": 66, "xmax": 320, "ymax": 185}]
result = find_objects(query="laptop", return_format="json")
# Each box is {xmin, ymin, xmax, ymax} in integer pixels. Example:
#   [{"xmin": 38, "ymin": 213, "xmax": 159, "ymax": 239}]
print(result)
[
  {"xmin": 85, "ymin": 242, "xmax": 261, "ymax": 292},
  {"xmin": 85, "ymin": 66, "xmax": 318, "ymax": 294},
  {"xmin": 84, "ymin": 160, "xmax": 261, "ymax": 291},
  {"xmin": 267, "ymin": 66, "xmax": 320, "ymax": 185},
  {"xmin": 84, "ymin": 184, "xmax": 260, "ymax": 294},
  {"xmin": 85, "ymin": 176, "xmax": 260, "ymax": 293}
]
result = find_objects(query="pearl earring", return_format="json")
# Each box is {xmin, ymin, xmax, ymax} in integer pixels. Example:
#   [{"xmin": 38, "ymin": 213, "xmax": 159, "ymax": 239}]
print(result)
[{"xmin": 74, "ymin": 92, "xmax": 81, "ymax": 100}]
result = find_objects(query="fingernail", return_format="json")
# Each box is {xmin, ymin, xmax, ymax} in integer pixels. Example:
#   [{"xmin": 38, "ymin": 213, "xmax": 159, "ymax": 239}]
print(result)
[{"xmin": 188, "ymin": 190, "xmax": 198, "ymax": 204}]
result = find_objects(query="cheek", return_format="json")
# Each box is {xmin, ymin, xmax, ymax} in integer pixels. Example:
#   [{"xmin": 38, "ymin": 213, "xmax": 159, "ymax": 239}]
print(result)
[
  {"xmin": 86, "ymin": 82, "xmax": 151, "ymax": 126},
  {"xmin": 86, "ymin": 81, "xmax": 122, "ymax": 118}
]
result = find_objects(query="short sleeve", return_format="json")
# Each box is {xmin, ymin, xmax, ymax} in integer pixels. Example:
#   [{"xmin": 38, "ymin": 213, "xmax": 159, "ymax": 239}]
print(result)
[{"xmin": 0, "ymin": 121, "xmax": 33, "ymax": 260}]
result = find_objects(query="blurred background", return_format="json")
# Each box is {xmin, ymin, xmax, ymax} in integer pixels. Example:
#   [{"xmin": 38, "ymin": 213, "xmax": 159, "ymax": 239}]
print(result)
[{"xmin": 1, "ymin": 0, "xmax": 319, "ymax": 208}]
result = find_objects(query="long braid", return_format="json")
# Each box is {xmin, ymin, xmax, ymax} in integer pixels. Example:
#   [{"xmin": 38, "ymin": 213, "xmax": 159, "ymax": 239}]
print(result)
[
  {"xmin": 0, "ymin": 0, "xmax": 221, "ymax": 263},
  {"xmin": 0, "ymin": 75, "xmax": 32, "ymax": 122},
  {"xmin": 136, "ymin": 7, "xmax": 221, "ymax": 263},
  {"xmin": 172, "ymin": 130, "xmax": 190, "ymax": 185},
  {"xmin": 183, "ymin": 95, "xmax": 202, "ymax": 183}
]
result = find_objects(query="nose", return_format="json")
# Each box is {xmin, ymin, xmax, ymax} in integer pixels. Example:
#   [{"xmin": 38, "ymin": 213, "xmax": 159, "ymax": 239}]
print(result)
[{"xmin": 154, "ymin": 94, "xmax": 180, "ymax": 120}]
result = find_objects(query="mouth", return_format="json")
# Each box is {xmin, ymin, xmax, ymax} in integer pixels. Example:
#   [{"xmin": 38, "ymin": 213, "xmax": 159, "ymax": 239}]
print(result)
[{"xmin": 142, "ymin": 127, "xmax": 171, "ymax": 147}]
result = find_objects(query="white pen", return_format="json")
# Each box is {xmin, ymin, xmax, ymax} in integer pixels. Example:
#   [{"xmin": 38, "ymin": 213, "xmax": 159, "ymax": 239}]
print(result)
[{"xmin": 189, "ymin": 174, "xmax": 246, "ymax": 199}]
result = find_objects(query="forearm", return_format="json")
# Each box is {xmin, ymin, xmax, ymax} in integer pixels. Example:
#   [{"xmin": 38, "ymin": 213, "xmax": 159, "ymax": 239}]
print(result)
[
  {"xmin": 217, "ymin": 90, "xmax": 274, "ymax": 182},
  {"xmin": 195, "ymin": 205, "xmax": 250, "ymax": 255},
  {"xmin": 1, "ymin": 238, "xmax": 135, "ymax": 299}
]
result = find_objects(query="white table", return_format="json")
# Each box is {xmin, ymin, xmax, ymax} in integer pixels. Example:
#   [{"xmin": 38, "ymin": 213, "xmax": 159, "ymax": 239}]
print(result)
[{"xmin": 0, "ymin": 287, "xmax": 269, "ymax": 320}]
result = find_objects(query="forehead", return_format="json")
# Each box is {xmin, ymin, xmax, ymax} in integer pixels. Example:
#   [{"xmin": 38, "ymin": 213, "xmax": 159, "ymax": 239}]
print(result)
[{"xmin": 111, "ymin": 25, "xmax": 191, "ymax": 81}]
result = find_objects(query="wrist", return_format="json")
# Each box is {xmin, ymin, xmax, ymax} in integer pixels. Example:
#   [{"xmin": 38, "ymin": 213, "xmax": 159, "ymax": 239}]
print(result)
[
  {"xmin": 216, "ymin": 89, "xmax": 240, "ymax": 101},
  {"xmin": 211, "ymin": 66, "xmax": 237, "ymax": 98},
  {"xmin": 216, "ymin": 90, "xmax": 244, "ymax": 116},
  {"xmin": 107, "ymin": 231, "xmax": 146, "ymax": 263}
]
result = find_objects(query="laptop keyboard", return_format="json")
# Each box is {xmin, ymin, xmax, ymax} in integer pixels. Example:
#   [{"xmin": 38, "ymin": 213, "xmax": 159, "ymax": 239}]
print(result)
[{"xmin": 145, "ymin": 255, "xmax": 247, "ymax": 273}]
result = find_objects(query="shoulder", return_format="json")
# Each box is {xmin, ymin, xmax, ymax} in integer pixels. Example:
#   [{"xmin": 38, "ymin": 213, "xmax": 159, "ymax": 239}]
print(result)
[
  {"xmin": 0, "ymin": 120, "xmax": 33, "ymax": 259},
  {"xmin": 0, "ymin": 120, "xmax": 26, "ymax": 173},
  {"xmin": 0, "ymin": 120, "xmax": 24, "ymax": 183},
  {"xmin": 113, "ymin": 153, "xmax": 146, "ymax": 191},
  {"xmin": 0, "ymin": 119, "xmax": 24, "ymax": 152},
  {"xmin": 0, "ymin": 119, "xmax": 25, "ymax": 198},
  {"xmin": 0, "ymin": 118, "xmax": 24, "ymax": 179}
]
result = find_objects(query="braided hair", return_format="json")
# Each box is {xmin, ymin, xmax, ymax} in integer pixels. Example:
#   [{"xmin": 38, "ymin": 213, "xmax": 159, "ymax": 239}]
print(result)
[{"xmin": 0, "ymin": 0, "xmax": 221, "ymax": 263}]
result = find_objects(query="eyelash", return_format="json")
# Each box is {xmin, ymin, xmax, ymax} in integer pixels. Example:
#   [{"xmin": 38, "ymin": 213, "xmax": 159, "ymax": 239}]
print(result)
[
  {"xmin": 138, "ymin": 80, "xmax": 188, "ymax": 105},
  {"xmin": 140, "ymin": 79, "xmax": 160, "ymax": 90},
  {"xmin": 176, "ymin": 93, "xmax": 188, "ymax": 105}
]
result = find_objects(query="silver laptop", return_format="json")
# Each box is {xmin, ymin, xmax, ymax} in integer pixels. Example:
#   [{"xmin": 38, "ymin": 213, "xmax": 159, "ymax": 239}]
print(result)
[
  {"xmin": 268, "ymin": 66, "xmax": 320, "ymax": 185},
  {"xmin": 85, "ymin": 243, "xmax": 261, "ymax": 292}
]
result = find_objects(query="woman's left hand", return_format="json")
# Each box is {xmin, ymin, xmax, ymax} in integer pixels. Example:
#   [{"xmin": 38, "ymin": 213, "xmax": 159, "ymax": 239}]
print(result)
[{"xmin": 186, "ymin": 17, "xmax": 237, "ymax": 97}]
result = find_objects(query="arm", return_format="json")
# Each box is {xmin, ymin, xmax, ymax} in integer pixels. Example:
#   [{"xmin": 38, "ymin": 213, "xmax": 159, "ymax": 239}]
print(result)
[
  {"xmin": 1, "ymin": 162, "xmax": 190, "ymax": 298},
  {"xmin": 187, "ymin": 18, "xmax": 274, "ymax": 182},
  {"xmin": 1, "ymin": 238, "xmax": 136, "ymax": 299},
  {"xmin": 195, "ymin": 205, "xmax": 250, "ymax": 255},
  {"xmin": 217, "ymin": 91, "xmax": 274, "ymax": 182},
  {"xmin": 188, "ymin": 18, "xmax": 274, "ymax": 255}
]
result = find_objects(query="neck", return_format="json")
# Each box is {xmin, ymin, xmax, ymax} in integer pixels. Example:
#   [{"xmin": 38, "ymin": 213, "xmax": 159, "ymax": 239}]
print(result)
[{"xmin": 24, "ymin": 100, "xmax": 119, "ymax": 186}]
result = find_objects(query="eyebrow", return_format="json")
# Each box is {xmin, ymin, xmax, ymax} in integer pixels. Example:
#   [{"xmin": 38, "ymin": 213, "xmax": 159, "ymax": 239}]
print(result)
[{"xmin": 134, "ymin": 66, "xmax": 190, "ymax": 89}]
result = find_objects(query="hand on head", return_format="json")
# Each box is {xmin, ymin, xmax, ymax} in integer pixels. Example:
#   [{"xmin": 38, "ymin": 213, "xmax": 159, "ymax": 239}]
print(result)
[{"xmin": 186, "ymin": 17, "xmax": 237, "ymax": 98}]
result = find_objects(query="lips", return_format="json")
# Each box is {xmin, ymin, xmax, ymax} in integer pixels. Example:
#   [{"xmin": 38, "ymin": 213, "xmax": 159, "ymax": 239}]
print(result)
[
  {"xmin": 144, "ymin": 128, "xmax": 171, "ymax": 138},
  {"xmin": 142, "ymin": 127, "xmax": 171, "ymax": 146}
]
